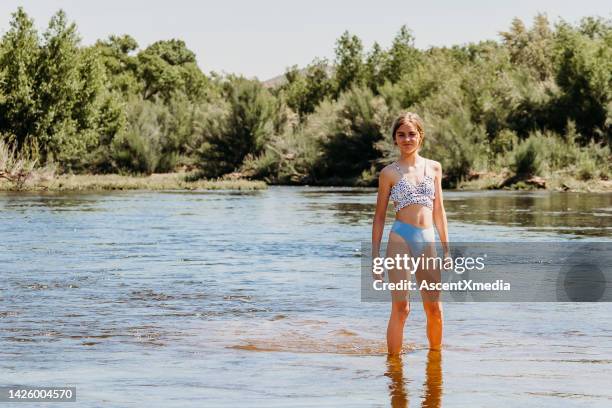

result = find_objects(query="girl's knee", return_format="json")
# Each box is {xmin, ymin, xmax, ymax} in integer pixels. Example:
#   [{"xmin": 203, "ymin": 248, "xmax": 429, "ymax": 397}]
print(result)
[{"xmin": 392, "ymin": 301, "xmax": 410, "ymax": 319}]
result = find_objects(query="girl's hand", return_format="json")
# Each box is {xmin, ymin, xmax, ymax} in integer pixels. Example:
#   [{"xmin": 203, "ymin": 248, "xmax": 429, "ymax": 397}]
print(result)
[{"xmin": 372, "ymin": 257, "xmax": 385, "ymax": 281}]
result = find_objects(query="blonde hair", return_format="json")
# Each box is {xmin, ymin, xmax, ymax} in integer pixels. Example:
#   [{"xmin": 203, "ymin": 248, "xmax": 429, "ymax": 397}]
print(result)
[{"xmin": 391, "ymin": 112, "xmax": 425, "ymax": 147}]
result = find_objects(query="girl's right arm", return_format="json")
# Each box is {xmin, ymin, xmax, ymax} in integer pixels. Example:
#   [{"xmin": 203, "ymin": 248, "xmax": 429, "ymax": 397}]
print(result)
[{"xmin": 372, "ymin": 168, "xmax": 391, "ymax": 258}]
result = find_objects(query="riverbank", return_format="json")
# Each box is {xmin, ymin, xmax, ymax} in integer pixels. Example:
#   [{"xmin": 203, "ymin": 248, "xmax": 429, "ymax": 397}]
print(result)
[
  {"xmin": 455, "ymin": 171, "xmax": 612, "ymax": 192},
  {"xmin": 0, "ymin": 172, "xmax": 267, "ymax": 192},
  {"xmin": 2, "ymin": 171, "xmax": 610, "ymax": 193}
]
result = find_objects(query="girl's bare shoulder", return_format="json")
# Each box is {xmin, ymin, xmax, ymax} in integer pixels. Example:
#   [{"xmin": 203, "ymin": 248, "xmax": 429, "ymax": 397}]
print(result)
[
  {"xmin": 379, "ymin": 164, "xmax": 399, "ymax": 187},
  {"xmin": 423, "ymin": 158, "xmax": 442, "ymax": 174}
]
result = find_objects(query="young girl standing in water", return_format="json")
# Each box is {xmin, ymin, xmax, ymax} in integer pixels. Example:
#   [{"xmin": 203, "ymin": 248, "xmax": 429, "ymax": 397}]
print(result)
[{"xmin": 372, "ymin": 112, "xmax": 450, "ymax": 354}]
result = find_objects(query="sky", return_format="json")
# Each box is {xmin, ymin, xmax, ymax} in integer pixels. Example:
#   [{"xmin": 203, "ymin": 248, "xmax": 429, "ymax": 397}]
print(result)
[{"xmin": 0, "ymin": 0, "xmax": 610, "ymax": 80}]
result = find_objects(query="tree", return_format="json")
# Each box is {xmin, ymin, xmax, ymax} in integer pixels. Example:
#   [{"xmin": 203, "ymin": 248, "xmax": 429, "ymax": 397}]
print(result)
[
  {"xmin": 500, "ymin": 14, "xmax": 554, "ymax": 80},
  {"xmin": 281, "ymin": 59, "xmax": 333, "ymax": 119},
  {"xmin": 0, "ymin": 7, "xmax": 39, "ymax": 148},
  {"xmin": 94, "ymin": 34, "xmax": 140, "ymax": 96},
  {"xmin": 365, "ymin": 42, "xmax": 388, "ymax": 92},
  {"xmin": 553, "ymin": 21, "xmax": 612, "ymax": 143},
  {"xmin": 198, "ymin": 78, "xmax": 275, "ymax": 177},
  {"xmin": 34, "ymin": 10, "xmax": 104, "ymax": 166},
  {"xmin": 333, "ymin": 31, "xmax": 365, "ymax": 95},
  {"xmin": 315, "ymin": 87, "xmax": 388, "ymax": 181},
  {"xmin": 381, "ymin": 25, "xmax": 420, "ymax": 83},
  {"xmin": 137, "ymin": 39, "xmax": 207, "ymax": 102},
  {"xmin": 281, "ymin": 65, "xmax": 308, "ymax": 116}
]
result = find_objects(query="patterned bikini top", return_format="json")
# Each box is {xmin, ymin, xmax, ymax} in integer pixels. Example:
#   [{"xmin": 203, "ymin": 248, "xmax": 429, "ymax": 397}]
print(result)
[{"xmin": 389, "ymin": 160, "xmax": 435, "ymax": 211}]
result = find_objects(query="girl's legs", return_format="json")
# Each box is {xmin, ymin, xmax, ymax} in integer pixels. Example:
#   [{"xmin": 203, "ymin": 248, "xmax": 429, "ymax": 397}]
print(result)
[
  {"xmin": 387, "ymin": 300, "xmax": 410, "ymax": 355},
  {"xmin": 386, "ymin": 221, "xmax": 444, "ymax": 353},
  {"xmin": 422, "ymin": 301, "xmax": 443, "ymax": 350},
  {"xmin": 417, "ymin": 241, "xmax": 443, "ymax": 351},
  {"xmin": 386, "ymin": 231, "xmax": 411, "ymax": 355}
]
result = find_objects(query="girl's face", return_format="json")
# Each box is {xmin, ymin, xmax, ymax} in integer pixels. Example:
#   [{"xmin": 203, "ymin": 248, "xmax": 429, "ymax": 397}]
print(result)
[{"xmin": 394, "ymin": 122, "xmax": 421, "ymax": 154}]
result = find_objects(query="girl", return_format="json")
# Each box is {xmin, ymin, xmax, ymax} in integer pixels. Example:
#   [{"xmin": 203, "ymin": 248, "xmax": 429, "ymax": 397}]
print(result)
[{"xmin": 372, "ymin": 112, "xmax": 450, "ymax": 354}]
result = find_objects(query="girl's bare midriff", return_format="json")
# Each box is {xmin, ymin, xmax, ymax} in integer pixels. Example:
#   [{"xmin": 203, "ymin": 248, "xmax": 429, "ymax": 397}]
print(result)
[{"xmin": 395, "ymin": 204, "xmax": 433, "ymax": 228}]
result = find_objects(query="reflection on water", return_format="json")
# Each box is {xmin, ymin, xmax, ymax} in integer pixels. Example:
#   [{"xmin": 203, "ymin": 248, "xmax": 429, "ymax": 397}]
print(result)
[
  {"xmin": 386, "ymin": 355, "xmax": 410, "ymax": 407},
  {"xmin": 299, "ymin": 188, "xmax": 612, "ymax": 238},
  {"xmin": 422, "ymin": 351, "xmax": 443, "ymax": 408},
  {"xmin": 386, "ymin": 351, "xmax": 443, "ymax": 408},
  {"xmin": 444, "ymin": 192, "xmax": 612, "ymax": 237},
  {"xmin": 0, "ymin": 193, "xmax": 103, "ymax": 212}
]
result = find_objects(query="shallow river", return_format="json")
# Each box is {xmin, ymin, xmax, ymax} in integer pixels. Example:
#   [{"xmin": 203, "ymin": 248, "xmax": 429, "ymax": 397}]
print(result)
[{"xmin": 0, "ymin": 187, "xmax": 611, "ymax": 407}]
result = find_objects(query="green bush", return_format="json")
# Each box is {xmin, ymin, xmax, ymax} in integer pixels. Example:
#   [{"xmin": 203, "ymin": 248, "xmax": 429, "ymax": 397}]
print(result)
[
  {"xmin": 197, "ymin": 77, "xmax": 275, "ymax": 178},
  {"xmin": 111, "ymin": 130, "xmax": 157, "ymax": 174},
  {"xmin": 110, "ymin": 99, "xmax": 164, "ymax": 174},
  {"xmin": 241, "ymin": 105, "xmax": 329, "ymax": 184},
  {"xmin": 425, "ymin": 110, "xmax": 489, "ymax": 185},
  {"xmin": 511, "ymin": 135, "xmax": 544, "ymax": 176},
  {"xmin": 491, "ymin": 129, "xmax": 519, "ymax": 155},
  {"xmin": 311, "ymin": 86, "xmax": 392, "ymax": 181},
  {"xmin": 1, "ymin": 8, "xmax": 610, "ymax": 187},
  {"xmin": 576, "ymin": 152, "xmax": 597, "ymax": 180}
]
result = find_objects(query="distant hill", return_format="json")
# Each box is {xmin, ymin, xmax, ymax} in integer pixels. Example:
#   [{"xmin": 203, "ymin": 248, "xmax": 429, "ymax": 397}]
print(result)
[
  {"xmin": 262, "ymin": 64, "xmax": 334, "ymax": 89},
  {"xmin": 261, "ymin": 72, "xmax": 290, "ymax": 88}
]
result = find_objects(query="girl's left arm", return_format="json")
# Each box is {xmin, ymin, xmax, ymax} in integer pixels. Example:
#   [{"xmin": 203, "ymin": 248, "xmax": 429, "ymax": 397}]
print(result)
[{"xmin": 432, "ymin": 161, "xmax": 450, "ymax": 257}]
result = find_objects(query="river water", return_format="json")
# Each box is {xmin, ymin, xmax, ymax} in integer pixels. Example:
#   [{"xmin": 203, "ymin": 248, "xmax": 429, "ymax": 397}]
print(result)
[{"xmin": 0, "ymin": 187, "xmax": 611, "ymax": 407}]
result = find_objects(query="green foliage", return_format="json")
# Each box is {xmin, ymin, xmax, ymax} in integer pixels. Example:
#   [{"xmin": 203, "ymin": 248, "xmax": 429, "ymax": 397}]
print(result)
[
  {"xmin": 110, "ymin": 99, "xmax": 164, "ymax": 174},
  {"xmin": 0, "ymin": 8, "xmax": 111, "ymax": 170},
  {"xmin": 137, "ymin": 39, "xmax": 208, "ymax": 102},
  {"xmin": 240, "ymin": 127, "xmax": 319, "ymax": 184},
  {"xmin": 333, "ymin": 31, "xmax": 365, "ymax": 95},
  {"xmin": 0, "ymin": 7, "xmax": 610, "ymax": 188},
  {"xmin": 380, "ymin": 26, "xmax": 421, "ymax": 84},
  {"xmin": 491, "ymin": 129, "xmax": 519, "ymax": 155},
  {"xmin": 553, "ymin": 20, "xmax": 612, "ymax": 142},
  {"xmin": 364, "ymin": 42, "xmax": 387, "ymax": 92},
  {"xmin": 500, "ymin": 14, "xmax": 554, "ymax": 80},
  {"xmin": 110, "ymin": 95, "xmax": 208, "ymax": 174},
  {"xmin": 197, "ymin": 78, "xmax": 275, "ymax": 177},
  {"xmin": 511, "ymin": 135, "xmax": 544, "ymax": 176},
  {"xmin": 576, "ymin": 152, "xmax": 597, "ymax": 180},
  {"xmin": 244, "ymin": 87, "xmax": 393, "ymax": 185},
  {"xmin": 281, "ymin": 59, "xmax": 333, "ymax": 119},
  {"xmin": 94, "ymin": 34, "xmax": 140, "ymax": 96},
  {"xmin": 504, "ymin": 127, "xmax": 610, "ymax": 180},
  {"xmin": 0, "ymin": 8, "xmax": 39, "ymax": 147},
  {"xmin": 423, "ymin": 108, "xmax": 490, "ymax": 185},
  {"xmin": 35, "ymin": 11, "xmax": 107, "ymax": 168},
  {"xmin": 309, "ymin": 86, "xmax": 392, "ymax": 182}
]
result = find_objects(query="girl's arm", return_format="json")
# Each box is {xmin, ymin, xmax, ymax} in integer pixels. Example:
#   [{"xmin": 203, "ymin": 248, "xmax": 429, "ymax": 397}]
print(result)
[
  {"xmin": 432, "ymin": 161, "xmax": 450, "ymax": 257},
  {"xmin": 372, "ymin": 168, "xmax": 391, "ymax": 258}
]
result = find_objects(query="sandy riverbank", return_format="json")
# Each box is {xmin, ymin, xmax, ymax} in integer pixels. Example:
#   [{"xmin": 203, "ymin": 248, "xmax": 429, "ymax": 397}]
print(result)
[{"xmin": 0, "ymin": 172, "xmax": 267, "ymax": 192}]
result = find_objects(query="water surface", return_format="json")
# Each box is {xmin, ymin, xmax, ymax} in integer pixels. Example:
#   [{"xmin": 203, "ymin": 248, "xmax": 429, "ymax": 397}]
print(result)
[{"xmin": 0, "ymin": 187, "xmax": 611, "ymax": 407}]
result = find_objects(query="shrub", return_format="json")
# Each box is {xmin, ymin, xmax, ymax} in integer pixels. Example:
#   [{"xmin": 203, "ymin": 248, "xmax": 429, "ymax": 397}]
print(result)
[
  {"xmin": 197, "ymin": 78, "xmax": 275, "ymax": 178},
  {"xmin": 510, "ymin": 135, "xmax": 544, "ymax": 176},
  {"xmin": 0, "ymin": 136, "xmax": 54, "ymax": 189},
  {"xmin": 110, "ymin": 99, "xmax": 164, "ymax": 174},
  {"xmin": 576, "ymin": 153, "xmax": 597, "ymax": 180},
  {"xmin": 313, "ymin": 86, "xmax": 392, "ymax": 181}
]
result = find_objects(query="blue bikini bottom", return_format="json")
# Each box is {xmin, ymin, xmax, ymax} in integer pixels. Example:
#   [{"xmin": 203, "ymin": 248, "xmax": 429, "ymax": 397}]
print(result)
[{"xmin": 390, "ymin": 220, "xmax": 435, "ymax": 256}]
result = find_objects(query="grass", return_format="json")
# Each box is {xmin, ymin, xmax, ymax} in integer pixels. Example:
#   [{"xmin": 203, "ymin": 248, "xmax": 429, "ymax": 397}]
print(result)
[
  {"xmin": 1, "ymin": 169, "xmax": 609, "ymax": 193},
  {"xmin": 0, "ymin": 172, "xmax": 267, "ymax": 192}
]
